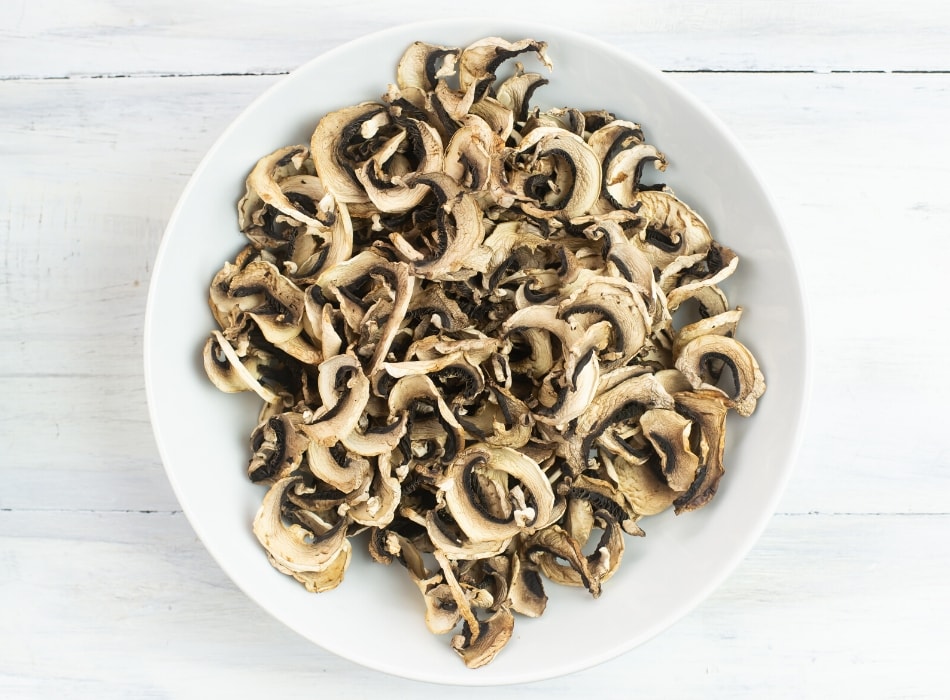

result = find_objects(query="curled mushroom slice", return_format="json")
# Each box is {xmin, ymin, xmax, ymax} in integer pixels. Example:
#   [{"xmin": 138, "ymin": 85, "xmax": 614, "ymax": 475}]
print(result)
[
  {"xmin": 496, "ymin": 66, "xmax": 549, "ymax": 124},
  {"xmin": 451, "ymin": 606, "xmax": 516, "ymax": 670},
  {"xmin": 639, "ymin": 407, "xmax": 701, "ymax": 491},
  {"xmin": 610, "ymin": 452, "xmax": 679, "ymax": 517},
  {"xmin": 671, "ymin": 389, "xmax": 729, "ymax": 513},
  {"xmin": 525, "ymin": 524, "xmax": 600, "ymax": 597},
  {"xmin": 390, "ymin": 172, "xmax": 486, "ymax": 279},
  {"xmin": 675, "ymin": 334, "xmax": 766, "ymax": 416},
  {"xmin": 673, "ymin": 307, "xmax": 743, "ymax": 358},
  {"xmin": 507, "ymin": 551, "xmax": 547, "ymax": 617},
  {"xmin": 311, "ymin": 102, "xmax": 390, "ymax": 204},
  {"xmin": 442, "ymin": 115, "xmax": 499, "ymax": 194},
  {"xmin": 345, "ymin": 452, "xmax": 402, "ymax": 528},
  {"xmin": 532, "ymin": 508, "xmax": 627, "ymax": 592},
  {"xmin": 634, "ymin": 190, "xmax": 713, "ymax": 269},
  {"xmin": 307, "ymin": 443, "xmax": 373, "ymax": 495},
  {"xmin": 559, "ymin": 275, "xmax": 650, "ymax": 369},
  {"xmin": 247, "ymin": 412, "xmax": 309, "ymax": 483},
  {"xmin": 355, "ymin": 118, "xmax": 443, "ymax": 213},
  {"xmin": 458, "ymin": 37, "xmax": 551, "ymax": 102},
  {"xmin": 226, "ymin": 260, "xmax": 306, "ymax": 345},
  {"xmin": 299, "ymin": 353, "xmax": 371, "ymax": 445},
  {"xmin": 507, "ymin": 127, "xmax": 601, "ymax": 219},
  {"xmin": 203, "ymin": 331, "xmax": 279, "ymax": 404},
  {"xmin": 396, "ymin": 42, "xmax": 459, "ymax": 91},
  {"xmin": 252, "ymin": 476, "xmax": 352, "ymax": 592},
  {"xmin": 241, "ymin": 145, "xmax": 329, "ymax": 231},
  {"xmin": 563, "ymin": 372, "xmax": 675, "ymax": 475},
  {"xmin": 438, "ymin": 444, "xmax": 557, "ymax": 543}
]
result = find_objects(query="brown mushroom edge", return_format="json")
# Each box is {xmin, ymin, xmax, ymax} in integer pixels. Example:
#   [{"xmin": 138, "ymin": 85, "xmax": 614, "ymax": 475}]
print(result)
[{"xmin": 203, "ymin": 35, "xmax": 766, "ymax": 669}]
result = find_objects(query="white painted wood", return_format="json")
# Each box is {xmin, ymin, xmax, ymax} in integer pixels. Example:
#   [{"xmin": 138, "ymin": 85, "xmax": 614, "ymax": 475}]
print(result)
[
  {"xmin": 4, "ymin": 4, "xmax": 949, "ymax": 695},
  {"xmin": 1, "ymin": 511, "xmax": 946, "ymax": 697},
  {"xmin": 3, "ymin": 0, "xmax": 950, "ymax": 78},
  {"xmin": 3, "ymin": 72, "xmax": 949, "ymax": 514}
]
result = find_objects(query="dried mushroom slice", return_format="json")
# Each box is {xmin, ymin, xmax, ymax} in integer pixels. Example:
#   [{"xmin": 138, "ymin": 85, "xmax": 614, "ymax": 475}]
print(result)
[
  {"xmin": 202, "ymin": 34, "xmax": 767, "ymax": 669},
  {"xmin": 675, "ymin": 334, "xmax": 766, "ymax": 416},
  {"xmin": 252, "ymin": 476, "xmax": 352, "ymax": 592}
]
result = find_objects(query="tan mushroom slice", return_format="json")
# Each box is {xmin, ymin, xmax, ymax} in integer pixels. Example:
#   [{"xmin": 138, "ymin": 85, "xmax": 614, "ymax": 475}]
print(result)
[
  {"xmin": 665, "ymin": 243, "xmax": 740, "ymax": 313},
  {"xmin": 203, "ymin": 331, "xmax": 280, "ymax": 404},
  {"xmin": 521, "ymin": 106, "xmax": 587, "ymax": 138},
  {"xmin": 419, "ymin": 579, "xmax": 465, "ymax": 635},
  {"xmin": 585, "ymin": 219, "xmax": 655, "ymax": 300},
  {"xmin": 340, "ymin": 412, "xmax": 408, "ymax": 457},
  {"xmin": 240, "ymin": 145, "xmax": 337, "ymax": 231},
  {"xmin": 536, "ymin": 508, "xmax": 627, "ymax": 589},
  {"xmin": 306, "ymin": 443, "xmax": 373, "ymax": 495},
  {"xmin": 345, "ymin": 452, "xmax": 402, "ymax": 528},
  {"xmin": 587, "ymin": 120, "xmax": 646, "ymax": 212},
  {"xmin": 451, "ymin": 606, "xmax": 516, "ymax": 670},
  {"xmin": 311, "ymin": 101, "xmax": 390, "ymax": 204},
  {"xmin": 300, "ymin": 353, "xmax": 371, "ymax": 445},
  {"xmin": 675, "ymin": 334, "xmax": 766, "ymax": 416},
  {"xmin": 561, "ymin": 472, "xmax": 642, "ymax": 536},
  {"xmin": 559, "ymin": 275, "xmax": 650, "ymax": 369},
  {"xmin": 468, "ymin": 96, "xmax": 515, "ymax": 141},
  {"xmin": 672, "ymin": 390, "xmax": 729, "ymax": 513},
  {"xmin": 355, "ymin": 118, "xmax": 443, "ymax": 213},
  {"xmin": 563, "ymin": 372, "xmax": 675, "ymax": 475},
  {"xmin": 639, "ymin": 407, "xmax": 701, "ymax": 492},
  {"xmin": 438, "ymin": 444, "xmax": 557, "ymax": 543},
  {"xmin": 610, "ymin": 452, "xmax": 679, "ymax": 517},
  {"xmin": 396, "ymin": 41, "xmax": 459, "ymax": 91},
  {"xmin": 406, "ymin": 284, "xmax": 471, "ymax": 332},
  {"xmin": 208, "ymin": 247, "xmax": 258, "ymax": 332},
  {"xmin": 285, "ymin": 197, "xmax": 354, "ymax": 284},
  {"xmin": 673, "ymin": 307, "xmax": 743, "ymax": 358},
  {"xmin": 252, "ymin": 476, "xmax": 352, "ymax": 591},
  {"xmin": 502, "ymin": 303, "xmax": 610, "ymax": 426},
  {"xmin": 247, "ymin": 412, "xmax": 310, "ymax": 483},
  {"xmin": 525, "ymin": 524, "xmax": 600, "ymax": 596},
  {"xmin": 390, "ymin": 172, "xmax": 486, "ymax": 280},
  {"xmin": 604, "ymin": 143, "xmax": 667, "ymax": 209},
  {"xmin": 225, "ymin": 260, "xmax": 307, "ymax": 346},
  {"xmin": 457, "ymin": 37, "xmax": 551, "ymax": 102},
  {"xmin": 634, "ymin": 190, "xmax": 714, "ymax": 269},
  {"xmin": 475, "ymin": 219, "xmax": 549, "ymax": 281},
  {"xmin": 507, "ymin": 126, "xmax": 602, "ymax": 219},
  {"xmin": 507, "ymin": 552, "xmax": 547, "ymax": 617},
  {"xmin": 442, "ymin": 115, "xmax": 499, "ymax": 194},
  {"xmin": 425, "ymin": 508, "xmax": 512, "ymax": 560},
  {"xmin": 496, "ymin": 66, "xmax": 549, "ymax": 124}
]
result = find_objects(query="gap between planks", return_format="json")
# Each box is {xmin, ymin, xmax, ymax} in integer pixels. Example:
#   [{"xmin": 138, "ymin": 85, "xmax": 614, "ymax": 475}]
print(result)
[
  {"xmin": 5, "ymin": 69, "xmax": 950, "ymax": 83},
  {"xmin": 1, "ymin": 508, "xmax": 947, "ymax": 517}
]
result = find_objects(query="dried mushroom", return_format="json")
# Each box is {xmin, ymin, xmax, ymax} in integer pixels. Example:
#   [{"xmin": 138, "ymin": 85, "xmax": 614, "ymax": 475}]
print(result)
[{"xmin": 203, "ymin": 35, "xmax": 766, "ymax": 669}]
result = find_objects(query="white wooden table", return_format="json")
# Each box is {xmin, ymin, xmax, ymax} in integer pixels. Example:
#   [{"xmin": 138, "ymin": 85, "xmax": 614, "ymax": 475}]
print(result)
[{"xmin": 3, "ymin": 2, "xmax": 949, "ymax": 697}]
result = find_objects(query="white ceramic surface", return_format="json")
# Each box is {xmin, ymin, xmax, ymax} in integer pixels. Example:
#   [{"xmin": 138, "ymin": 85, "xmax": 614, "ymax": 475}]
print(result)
[{"xmin": 144, "ymin": 19, "xmax": 808, "ymax": 685}]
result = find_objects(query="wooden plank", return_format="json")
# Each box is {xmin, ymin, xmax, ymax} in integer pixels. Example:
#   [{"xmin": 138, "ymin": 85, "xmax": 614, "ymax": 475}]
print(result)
[
  {"xmin": 3, "ymin": 0, "xmax": 950, "ymax": 78},
  {"xmin": 3, "ymin": 72, "xmax": 949, "ymax": 514},
  {"xmin": 1, "ymin": 510, "xmax": 945, "ymax": 697}
]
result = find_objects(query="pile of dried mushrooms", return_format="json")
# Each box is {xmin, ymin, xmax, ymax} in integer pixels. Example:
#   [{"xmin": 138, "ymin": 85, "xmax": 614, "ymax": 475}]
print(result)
[{"xmin": 202, "ymin": 37, "xmax": 766, "ymax": 668}]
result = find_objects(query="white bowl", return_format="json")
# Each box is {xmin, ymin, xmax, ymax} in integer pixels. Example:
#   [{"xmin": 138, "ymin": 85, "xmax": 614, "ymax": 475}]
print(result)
[{"xmin": 145, "ymin": 19, "xmax": 809, "ymax": 686}]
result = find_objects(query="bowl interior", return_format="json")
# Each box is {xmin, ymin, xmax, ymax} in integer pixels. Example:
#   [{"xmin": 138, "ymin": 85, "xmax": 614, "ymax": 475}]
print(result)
[{"xmin": 145, "ymin": 19, "xmax": 808, "ymax": 686}]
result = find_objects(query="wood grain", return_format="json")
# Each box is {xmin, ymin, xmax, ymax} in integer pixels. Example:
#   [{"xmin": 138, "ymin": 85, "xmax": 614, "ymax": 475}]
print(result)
[
  {"xmin": 1, "ymin": 510, "xmax": 944, "ymax": 697},
  {"xmin": 3, "ymin": 0, "xmax": 950, "ymax": 78},
  {"xmin": 3, "ymin": 72, "xmax": 948, "ymax": 514}
]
